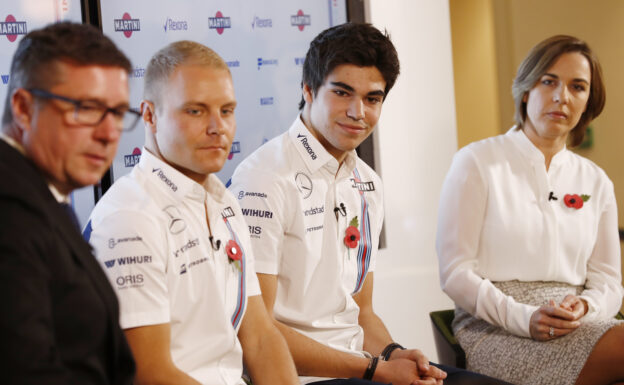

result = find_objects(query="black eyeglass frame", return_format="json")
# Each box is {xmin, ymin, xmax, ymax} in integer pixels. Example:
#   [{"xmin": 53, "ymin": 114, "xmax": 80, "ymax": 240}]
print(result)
[{"xmin": 27, "ymin": 88, "xmax": 141, "ymax": 132}]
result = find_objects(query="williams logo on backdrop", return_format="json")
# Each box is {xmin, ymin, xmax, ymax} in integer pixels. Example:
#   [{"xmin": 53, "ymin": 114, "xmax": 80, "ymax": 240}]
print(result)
[
  {"xmin": 1, "ymin": 74, "xmax": 9, "ymax": 85},
  {"xmin": 208, "ymin": 11, "xmax": 231, "ymax": 35},
  {"xmin": 290, "ymin": 10, "xmax": 311, "ymax": 31},
  {"xmin": 114, "ymin": 13, "xmax": 140, "ymax": 38},
  {"xmin": 163, "ymin": 17, "xmax": 188, "ymax": 32},
  {"xmin": 257, "ymin": 57, "xmax": 278, "ymax": 70},
  {"xmin": 1, "ymin": 15, "xmax": 27, "ymax": 42},
  {"xmin": 124, "ymin": 147, "xmax": 141, "ymax": 168}
]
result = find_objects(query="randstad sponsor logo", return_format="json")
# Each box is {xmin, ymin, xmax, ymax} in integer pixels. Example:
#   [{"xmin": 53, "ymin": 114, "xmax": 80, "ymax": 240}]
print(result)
[
  {"xmin": 297, "ymin": 133, "xmax": 317, "ymax": 160},
  {"xmin": 221, "ymin": 206, "xmax": 235, "ymax": 218},
  {"xmin": 351, "ymin": 179, "xmax": 375, "ymax": 192},
  {"xmin": 163, "ymin": 17, "xmax": 188, "ymax": 32},
  {"xmin": 304, "ymin": 206, "xmax": 324, "ymax": 216},
  {"xmin": 260, "ymin": 97, "xmax": 274, "ymax": 106},
  {"xmin": 228, "ymin": 141, "xmax": 240, "ymax": 160},
  {"xmin": 208, "ymin": 11, "xmax": 231, "ymax": 35},
  {"xmin": 290, "ymin": 10, "xmax": 311, "ymax": 31},
  {"xmin": 1, "ymin": 74, "xmax": 9, "ymax": 85},
  {"xmin": 257, "ymin": 57, "xmax": 278, "ymax": 70},
  {"xmin": 1, "ymin": 15, "xmax": 27, "ymax": 42},
  {"xmin": 251, "ymin": 15, "xmax": 272, "ymax": 29},
  {"xmin": 152, "ymin": 168, "xmax": 178, "ymax": 192},
  {"xmin": 294, "ymin": 57, "xmax": 305, "ymax": 66},
  {"xmin": 104, "ymin": 255, "xmax": 153, "ymax": 268},
  {"xmin": 124, "ymin": 147, "xmax": 141, "ymax": 167},
  {"xmin": 173, "ymin": 238, "xmax": 199, "ymax": 258},
  {"xmin": 130, "ymin": 68, "xmax": 145, "ymax": 78},
  {"xmin": 241, "ymin": 208, "xmax": 273, "ymax": 219},
  {"xmin": 226, "ymin": 60, "xmax": 240, "ymax": 68},
  {"xmin": 108, "ymin": 236, "xmax": 143, "ymax": 249},
  {"xmin": 237, "ymin": 191, "xmax": 268, "ymax": 200},
  {"xmin": 114, "ymin": 13, "xmax": 140, "ymax": 38}
]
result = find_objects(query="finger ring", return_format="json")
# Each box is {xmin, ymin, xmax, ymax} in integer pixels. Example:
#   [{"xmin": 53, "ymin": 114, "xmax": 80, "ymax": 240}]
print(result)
[{"xmin": 549, "ymin": 327, "xmax": 555, "ymax": 338}]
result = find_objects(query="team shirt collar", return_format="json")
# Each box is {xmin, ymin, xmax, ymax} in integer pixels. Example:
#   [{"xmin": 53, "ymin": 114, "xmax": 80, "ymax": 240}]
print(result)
[
  {"xmin": 288, "ymin": 115, "xmax": 358, "ymax": 175},
  {"xmin": 507, "ymin": 126, "xmax": 569, "ymax": 168},
  {"xmin": 138, "ymin": 148, "xmax": 228, "ymax": 204}
]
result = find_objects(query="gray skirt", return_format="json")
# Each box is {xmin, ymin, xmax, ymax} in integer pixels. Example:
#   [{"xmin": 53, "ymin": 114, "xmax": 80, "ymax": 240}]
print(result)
[{"xmin": 452, "ymin": 281, "xmax": 623, "ymax": 385}]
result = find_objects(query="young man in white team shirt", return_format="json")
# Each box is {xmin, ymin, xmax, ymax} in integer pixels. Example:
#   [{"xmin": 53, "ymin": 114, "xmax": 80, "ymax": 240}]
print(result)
[
  {"xmin": 230, "ymin": 24, "xmax": 510, "ymax": 385},
  {"xmin": 84, "ymin": 41, "xmax": 298, "ymax": 385}
]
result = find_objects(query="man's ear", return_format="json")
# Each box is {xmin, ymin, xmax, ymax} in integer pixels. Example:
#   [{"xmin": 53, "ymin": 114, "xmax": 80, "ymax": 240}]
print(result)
[
  {"xmin": 302, "ymin": 83, "xmax": 314, "ymax": 104},
  {"xmin": 141, "ymin": 100, "xmax": 157, "ymax": 134},
  {"xmin": 11, "ymin": 88, "xmax": 35, "ymax": 132}
]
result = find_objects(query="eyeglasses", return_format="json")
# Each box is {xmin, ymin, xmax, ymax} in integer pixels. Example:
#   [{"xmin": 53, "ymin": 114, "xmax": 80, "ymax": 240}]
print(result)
[{"xmin": 27, "ymin": 88, "xmax": 141, "ymax": 132}]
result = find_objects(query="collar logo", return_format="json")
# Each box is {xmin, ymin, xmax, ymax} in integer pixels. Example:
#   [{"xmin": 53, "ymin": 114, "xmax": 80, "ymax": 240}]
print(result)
[{"xmin": 1, "ymin": 15, "xmax": 27, "ymax": 42}]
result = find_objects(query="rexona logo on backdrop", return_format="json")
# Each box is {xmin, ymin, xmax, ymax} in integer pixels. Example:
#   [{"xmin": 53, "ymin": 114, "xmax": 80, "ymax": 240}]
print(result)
[
  {"xmin": 124, "ymin": 147, "xmax": 141, "ymax": 168},
  {"xmin": 114, "ymin": 13, "xmax": 140, "ymax": 38},
  {"xmin": 208, "ymin": 11, "xmax": 231, "ymax": 35},
  {"xmin": 164, "ymin": 17, "xmax": 188, "ymax": 32},
  {"xmin": 228, "ymin": 141, "xmax": 240, "ymax": 160},
  {"xmin": 290, "ymin": 10, "xmax": 311, "ymax": 31},
  {"xmin": 251, "ymin": 15, "xmax": 272, "ymax": 29},
  {"xmin": 1, "ymin": 15, "xmax": 27, "ymax": 42}
]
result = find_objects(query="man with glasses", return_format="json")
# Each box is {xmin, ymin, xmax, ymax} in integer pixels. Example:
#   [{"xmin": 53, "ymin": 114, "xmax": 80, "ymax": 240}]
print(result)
[
  {"xmin": 0, "ymin": 22, "xmax": 137, "ymax": 383},
  {"xmin": 84, "ymin": 41, "xmax": 298, "ymax": 384}
]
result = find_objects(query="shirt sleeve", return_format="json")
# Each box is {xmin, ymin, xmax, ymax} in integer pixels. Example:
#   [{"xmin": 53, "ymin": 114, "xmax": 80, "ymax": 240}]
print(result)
[
  {"xmin": 88, "ymin": 209, "xmax": 170, "ymax": 329},
  {"xmin": 229, "ymin": 169, "xmax": 287, "ymax": 276},
  {"xmin": 436, "ymin": 147, "xmax": 538, "ymax": 338},
  {"xmin": 579, "ymin": 179, "xmax": 624, "ymax": 321}
]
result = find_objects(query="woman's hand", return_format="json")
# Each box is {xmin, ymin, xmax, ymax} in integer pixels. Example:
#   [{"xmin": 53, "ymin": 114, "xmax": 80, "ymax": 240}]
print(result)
[
  {"xmin": 529, "ymin": 300, "xmax": 581, "ymax": 341},
  {"xmin": 558, "ymin": 294, "xmax": 588, "ymax": 321}
]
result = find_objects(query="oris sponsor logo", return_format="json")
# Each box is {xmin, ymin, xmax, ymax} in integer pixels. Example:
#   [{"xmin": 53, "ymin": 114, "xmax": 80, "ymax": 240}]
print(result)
[
  {"xmin": 114, "ymin": 13, "xmax": 140, "ymax": 38},
  {"xmin": 163, "ymin": 17, "xmax": 188, "ymax": 32},
  {"xmin": 1, "ymin": 15, "xmax": 27, "ymax": 42},
  {"xmin": 124, "ymin": 147, "xmax": 141, "ymax": 167},
  {"xmin": 290, "ymin": 10, "xmax": 311, "ymax": 31},
  {"xmin": 221, "ymin": 206, "xmax": 235, "ymax": 218},
  {"xmin": 173, "ymin": 238, "xmax": 199, "ymax": 258},
  {"xmin": 257, "ymin": 57, "xmax": 278, "ymax": 70},
  {"xmin": 152, "ymin": 168, "xmax": 178, "ymax": 192},
  {"xmin": 260, "ymin": 97, "xmax": 274, "ymax": 106},
  {"xmin": 297, "ymin": 134, "xmax": 317, "ymax": 160},
  {"xmin": 129, "ymin": 68, "xmax": 145, "ymax": 78},
  {"xmin": 295, "ymin": 172, "xmax": 313, "ymax": 199},
  {"xmin": 226, "ymin": 60, "xmax": 240, "ymax": 68},
  {"xmin": 241, "ymin": 208, "xmax": 273, "ymax": 219},
  {"xmin": 304, "ymin": 206, "xmax": 324, "ymax": 216},
  {"xmin": 248, "ymin": 226, "xmax": 262, "ymax": 238},
  {"xmin": 116, "ymin": 274, "xmax": 144, "ymax": 288},
  {"xmin": 108, "ymin": 236, "xmax": 143, "ymax": 249},
  {"xmin": 104, "ymin": 255, "xmax": 153, "ymax": 268},
  {"xmin": 208, "ymin": 11, "xmax": 231, "ymax": 35},
  {"xmin": 251, "ymin": 16, "xmax": 272, "ymax": 29},
  {"xmin": 294, "ymin": 57, "xmax": 305, "ymax": 66},
  {"xmin": 228, "ymin": 141, "xmax": 240, "ymax": 160},
  {"xmin": 351, "ymin": 179, "xmax": 375, "ymax": 192},
  {"xmin": 237, "ymin": 191, "xmax": 268, "ymax": 200}
]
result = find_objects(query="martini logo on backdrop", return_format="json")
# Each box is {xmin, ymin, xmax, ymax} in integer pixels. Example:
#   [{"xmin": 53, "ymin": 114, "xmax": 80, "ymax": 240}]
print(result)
[
  {"xmin": 228, "ymin": 141, "xmax": 240, "ymax": 160},
  {"xmin": 0, "ymin": 15, "xmax": 27, "ymax": 42},
  {"xmin": 124, "ymin": 147, "xmax": 141, "ymax": 168},
  {"xmin": 163, "ymin": 17, "xmax": 188, "ymax": 32},
  {"xmin": 208, "ymin": 11, "xmax": 231, "ymax": 35},
  {"xmin": 114, "ymin": 13, "xmax": 140, "ymax": 38},
  {"xmin": 290, "ymin": 10, "xmax": 311, "ymax": 31}
]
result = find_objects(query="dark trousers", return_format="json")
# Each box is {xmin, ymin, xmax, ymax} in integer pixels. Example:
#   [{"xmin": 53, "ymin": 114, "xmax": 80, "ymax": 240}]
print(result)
[{"xmin": 308, "ymin": 362, "xmax": 512, "ymax": 385}]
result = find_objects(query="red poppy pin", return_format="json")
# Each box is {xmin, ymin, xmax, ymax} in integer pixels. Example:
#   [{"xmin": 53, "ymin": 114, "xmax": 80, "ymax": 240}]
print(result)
[
  {"xmin": 344, "ymin": 216, "xmax": 361, "ymax": 249},
  {"xmin": 563, "ymin": 194, "xmax": 590, "ymax": 209},
  {"xmin": 225, "ymin": 239, "xmax": 242, "ymax": 272}
]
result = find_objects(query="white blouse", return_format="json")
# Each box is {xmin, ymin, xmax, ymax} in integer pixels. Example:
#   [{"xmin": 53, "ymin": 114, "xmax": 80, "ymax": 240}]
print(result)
[{"xmin": 436, "ymin": 127, "xmax": 624, "ymax": 337}]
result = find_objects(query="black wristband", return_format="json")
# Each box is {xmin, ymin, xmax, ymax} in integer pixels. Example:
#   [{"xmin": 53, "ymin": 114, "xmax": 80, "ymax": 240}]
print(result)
[
  {"xmin": 363, "ymin": 356, "xmax": 379, "ymax": 380},
  {"xmin": 380, "ymin": 342, "xmax": 405, "ymax": 361}
]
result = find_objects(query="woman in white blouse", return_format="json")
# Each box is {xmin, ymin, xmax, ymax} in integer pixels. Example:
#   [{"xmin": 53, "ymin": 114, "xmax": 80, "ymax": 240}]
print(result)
[{"xmin": 436, "ymin": 35, "xmax": 624, "ymax": 385}]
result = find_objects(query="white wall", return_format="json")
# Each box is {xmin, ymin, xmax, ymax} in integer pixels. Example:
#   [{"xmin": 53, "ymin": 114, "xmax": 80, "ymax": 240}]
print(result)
[{"xmin": 367, "ymin": 0, "xmax": 457, "ymax": 359}]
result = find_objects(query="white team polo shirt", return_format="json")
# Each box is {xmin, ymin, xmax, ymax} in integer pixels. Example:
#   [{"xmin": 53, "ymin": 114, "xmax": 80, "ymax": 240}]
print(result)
[
  {"xmin": 85, "ymin": 149, "xmax": 260, "ymax": 385},
  {"xmin": 230, "ymin": 116, "xmax": 384, "ymax": 382},
  {"xmin": 436, "ymin": 127, "xmax": 623, "ymax": 337}
]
